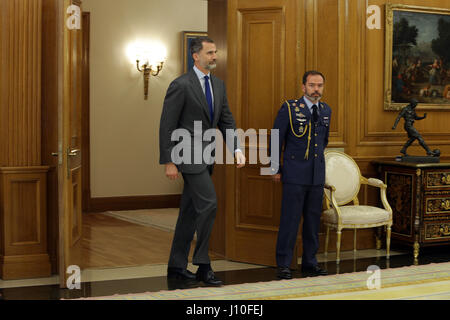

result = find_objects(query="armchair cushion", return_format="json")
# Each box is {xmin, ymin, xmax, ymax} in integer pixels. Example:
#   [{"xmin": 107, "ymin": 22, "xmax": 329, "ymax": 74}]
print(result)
[{"xmin": 323, "ymin": 205, "xmax": 391, "ymax": 225}]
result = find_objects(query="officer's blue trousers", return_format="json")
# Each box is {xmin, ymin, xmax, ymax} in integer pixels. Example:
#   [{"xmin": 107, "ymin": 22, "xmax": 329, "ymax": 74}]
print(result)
[{"xmin": 276, "ymin": 183, "xmax": 324, "ymax": 268}]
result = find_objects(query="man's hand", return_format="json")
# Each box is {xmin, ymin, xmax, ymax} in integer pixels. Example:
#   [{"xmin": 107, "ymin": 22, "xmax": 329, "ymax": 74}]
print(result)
[
  {"xmin": 272, "ymin": 174, "xmax": 281, "ymax": 183},
  {"xmin": 235, "ymin": 150, "xmax": 246, "ymax": 169},
  {"xmin": 165, "ymin": 163, "xmax": 180, "ymax": 180}
]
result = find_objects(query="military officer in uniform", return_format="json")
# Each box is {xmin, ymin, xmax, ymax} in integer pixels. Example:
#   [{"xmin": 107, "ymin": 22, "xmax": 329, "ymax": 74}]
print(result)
[{"xmin": 272, "ymin": 71, "xmax": 331, "ymax": 279}]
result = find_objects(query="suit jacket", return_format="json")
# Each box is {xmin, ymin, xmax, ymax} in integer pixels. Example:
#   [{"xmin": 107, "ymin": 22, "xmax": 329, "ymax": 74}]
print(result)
[
  {"xmin": 272, "ymin": 97, "xmax": 332, "ymax": 186},
  {"xmin": 159, "ymin": 68, "xmax": 239, "ymax": 174}
]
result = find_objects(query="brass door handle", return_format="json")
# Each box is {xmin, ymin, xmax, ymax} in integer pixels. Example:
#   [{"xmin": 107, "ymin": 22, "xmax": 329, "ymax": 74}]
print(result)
[
  {"xmin": 52, "ymin": 153, "xmax": 59, "ymax": 157},
  {"xmin": 68, "ymin": 149, "xmax": 80, "ymax": 157},
  {"xmin": 66, "ymin": 148, "xmax": 80, "ymax": 178}
]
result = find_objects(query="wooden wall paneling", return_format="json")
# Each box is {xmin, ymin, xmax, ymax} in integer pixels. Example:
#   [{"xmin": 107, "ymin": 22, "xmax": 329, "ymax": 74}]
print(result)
[
  {"xmin": 355, "ymin": 0, "xmax": 450, "ymax": 230},
  {"xmin": 312, "ymin": 0, "xmax": 346, "ymax": 149},
  {"xmin": 0, "ymin": 0, "xmax": 52, "ymax": 279},
  {"xmin": 213, "ymin": 0, "xmax": 450, "ymax": 264},
  {"xmin": 208, "ymin": 0, "xmax": 228, "ymax": 258},
  {"xmin": 0, "ymin": 174, "xmax": 3, "ymax": 260},
  {"xmin": 0, "ymin": 168, "xmax": 51, "ymax": 280},
  {"xmin": 360, "ymin": 0, "xmax": 450, "ymax": 159},
  {"xmin": 0, "ymin": 0, "xmax": 5, "ymax": 167},
  {"xmin": 303, "ymin": 0, "xmax": 377, "ymax": 255},
  {"xmin": 345, "ymin": 0, "xmax": 362, "ymax": 155},
  {"xmin": 88, "ymin": 195, "xmax": 182, "ymax": 213},
  {"xmin": 0, "ymin": 0, "xmax": 43, "ymax": 167},
  {"xmin": 81, "ymin": 12, "xmax": 91, "ymax": 213},
  {"xmin": 42, "ymin": 0, "xmax": 64, "ymax": 274}
]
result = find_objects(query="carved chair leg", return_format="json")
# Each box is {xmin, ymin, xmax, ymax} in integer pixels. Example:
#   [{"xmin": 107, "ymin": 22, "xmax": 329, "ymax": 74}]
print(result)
[
  {"xmin": 336, "ymin": 230, "xmax": 342, "ymax": 264},
  {"xmin": 325, "ymin": 226, "xmax": 330, "ymax": 257},
  {"xmin": 414, "ymin": 242, "xmax": 420, "ymax": 261},
  {"xmin": 386, "ymin": 226, "xmax": 391, "ymax": 260},
  {"xmin": 376, "ymin": 227, "xmax": 382, "ymax": 250}
]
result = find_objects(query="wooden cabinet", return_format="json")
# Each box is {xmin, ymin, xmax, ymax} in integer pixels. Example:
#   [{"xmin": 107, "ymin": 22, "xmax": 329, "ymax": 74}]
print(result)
[{"xmin": 374, "ymin": 161, "xmax": 450, "ymax": 260}]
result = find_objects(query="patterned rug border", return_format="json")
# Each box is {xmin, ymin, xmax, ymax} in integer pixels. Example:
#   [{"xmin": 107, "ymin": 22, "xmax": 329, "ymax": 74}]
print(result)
[
  {"xmin": 262, "ymin": 276, "xmax": 450, "ymax": 300},
  {"xmin": 76, "ymin": 262, "xmax": 450, "ymax": 300}
]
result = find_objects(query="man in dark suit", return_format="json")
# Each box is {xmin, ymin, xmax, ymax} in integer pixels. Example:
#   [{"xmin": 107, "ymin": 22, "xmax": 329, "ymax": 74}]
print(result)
[
  {"xmin": 272, "ymin": 71, "xmax": 331, "ymax": 279},
  {"xmin": 159, "ymin": 37, "xmax": 245, "ymax": 286}
]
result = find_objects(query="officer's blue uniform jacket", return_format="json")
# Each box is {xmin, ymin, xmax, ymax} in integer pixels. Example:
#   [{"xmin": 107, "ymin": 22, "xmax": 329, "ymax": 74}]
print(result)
[{"xmin": 272, "ymin": 97, "xmax": 332, "ymax": 185}]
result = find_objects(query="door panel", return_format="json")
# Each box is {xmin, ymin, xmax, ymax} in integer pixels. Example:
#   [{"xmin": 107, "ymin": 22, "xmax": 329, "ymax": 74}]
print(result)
[
  {"xmin": 59, "ymin": 0, "xmax": 83, "ymax": 288},
  {"xmin": 226, "ymin": 0, "xmax": 299, "ymax": 267},
  {"xmin": 239, "ymin": 166, "xmax": 281, "ymax": 228},
  {"xmin": 70, "ymin": 168, "xmax": 82, "ymax": 245}
]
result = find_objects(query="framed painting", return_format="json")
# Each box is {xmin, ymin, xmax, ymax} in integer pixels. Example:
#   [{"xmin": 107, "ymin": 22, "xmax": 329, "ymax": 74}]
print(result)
[
  {"xmin": 182, "ymin": 31, "xmax": 208, "ymax": 73},
  {"xmin": 385, "ymin": 4, "xmax": 450, "ymax": 110}
]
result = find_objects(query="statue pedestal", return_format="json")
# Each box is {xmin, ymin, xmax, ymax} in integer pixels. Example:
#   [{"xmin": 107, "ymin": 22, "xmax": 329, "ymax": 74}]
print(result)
[{"xmin": 395, "ymin": 155, "xmax": 440, "ymax": 164}]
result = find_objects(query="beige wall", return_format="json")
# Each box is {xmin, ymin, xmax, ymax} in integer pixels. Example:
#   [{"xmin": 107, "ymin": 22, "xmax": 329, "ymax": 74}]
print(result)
[{"xmin": 83, "ymin": 0, "xmax": 207, "ymax": 197}]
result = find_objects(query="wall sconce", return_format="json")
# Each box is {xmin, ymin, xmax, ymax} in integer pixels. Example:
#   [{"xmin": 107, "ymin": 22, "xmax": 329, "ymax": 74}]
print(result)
[
  {"xmin": 127, "ymin": 41, "xmax": 167, "ymax": 100},
  {"xmin": 136, "ymin": 59, "xmax": 164, "ymax": 100}
]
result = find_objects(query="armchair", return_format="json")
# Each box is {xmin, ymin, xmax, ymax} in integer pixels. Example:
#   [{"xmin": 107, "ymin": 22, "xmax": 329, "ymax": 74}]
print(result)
[{"xmin": 322, "ymin": 150, "xmax": 393, "ymax": 263}]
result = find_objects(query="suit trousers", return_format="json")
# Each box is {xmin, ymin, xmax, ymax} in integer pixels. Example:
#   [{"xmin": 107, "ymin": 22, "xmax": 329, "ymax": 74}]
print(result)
[
  {"xmin": 276, "ymin": 184, "xmax": 324, "ymax": 268},
  {"xmin": 168, "ymin": 166, "xmax": 217, "ymax": 269}
]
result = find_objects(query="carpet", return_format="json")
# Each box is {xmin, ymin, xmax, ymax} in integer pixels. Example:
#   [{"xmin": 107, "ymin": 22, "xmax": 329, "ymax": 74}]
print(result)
[
  {"xmin": 102, "ymin": 208, "xmax": 179, "ymax": 232},
  {"xmin": 297, "ymin": 280, "xmax": 450, "ymax": 300},
  {"xmin": 78, "ymin": 262, "xmax": 450, "ymax": 300}
]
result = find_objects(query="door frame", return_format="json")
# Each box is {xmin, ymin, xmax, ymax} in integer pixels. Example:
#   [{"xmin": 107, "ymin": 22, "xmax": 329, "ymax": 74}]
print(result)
[{"xmin": 81, "ymin": 11, "xmax": 91, "ymax": 213}]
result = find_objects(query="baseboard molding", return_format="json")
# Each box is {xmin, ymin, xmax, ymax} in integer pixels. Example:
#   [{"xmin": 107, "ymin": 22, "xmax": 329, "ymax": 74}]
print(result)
[{"xmin": 87, "ymin": 194, "xmax": 181, "ymax": 213}]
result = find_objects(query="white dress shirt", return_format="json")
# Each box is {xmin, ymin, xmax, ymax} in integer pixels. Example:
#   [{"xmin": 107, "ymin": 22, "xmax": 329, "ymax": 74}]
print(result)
[
  {"xmin": 192, "ymin": 66, "xmax": 242, "ymax": 155},
  {"xmin": 303, "ymin": 96, "xmax": 321, "ymax": 116},
  {"xmin": 193, "ymin": 65, "xmax": 214, "ymax": 109}
]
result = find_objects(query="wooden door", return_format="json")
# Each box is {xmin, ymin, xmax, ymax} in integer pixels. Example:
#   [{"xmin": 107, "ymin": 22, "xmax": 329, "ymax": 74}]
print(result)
[
  {"xmin": 225, "ymin": 0, "xmax": 300, "ymax": 267},
  {"xmin": 59, "ymin": 0, "xmax": 83, "ymax": 288}
]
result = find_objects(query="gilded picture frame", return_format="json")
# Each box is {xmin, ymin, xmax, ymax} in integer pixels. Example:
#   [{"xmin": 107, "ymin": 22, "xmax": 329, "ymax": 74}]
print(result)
[
  {"xmin": 182, "ymin": 31, "xmax": 208, "ymax": 74},
  {"xmin": 384, "ymin": 4, "xmax": 450, "ymax": 110}
]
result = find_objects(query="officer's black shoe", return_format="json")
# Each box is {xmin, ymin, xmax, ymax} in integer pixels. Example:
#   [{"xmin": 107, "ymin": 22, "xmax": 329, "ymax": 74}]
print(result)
[
  {"xmin": 196, "ymin": 270, "xmax": 223, "ymax": 286},
  {"xmin": 276, "ymin": 267, "xmax": 293, "ymax": 280},
  {"xmin": 301, "ymin": 265, "xmax": 328, "ymax": 277},
  {"xmin": 167, "ymin": 267, "xmax": 197, "ymax": 280}
]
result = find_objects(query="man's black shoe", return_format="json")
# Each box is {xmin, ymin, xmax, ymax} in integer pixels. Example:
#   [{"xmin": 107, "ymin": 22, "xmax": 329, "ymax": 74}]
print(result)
[
  {"xmin": 196, "ymin": 270, "xmax": 223, "ymax": 286},
  {"xmin": 301, "ymin": 265, "xmax": 328, "ymax": 277},
  {"xmin": 276, "ymin": 267, "xmax": 292, "ymax": 280},
  {"xmin": 167, "ymin": 268, "xmax": 197, "ymax": 280},
  {"xmin": 167, "ymin": 278, "xmax": 199, "ymax": 290}
]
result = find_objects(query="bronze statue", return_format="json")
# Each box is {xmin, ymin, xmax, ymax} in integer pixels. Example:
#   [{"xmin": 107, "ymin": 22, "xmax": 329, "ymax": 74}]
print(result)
[{"xmin": 392, "ymin": 99, "xmax": 440, "ymax": 158}]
